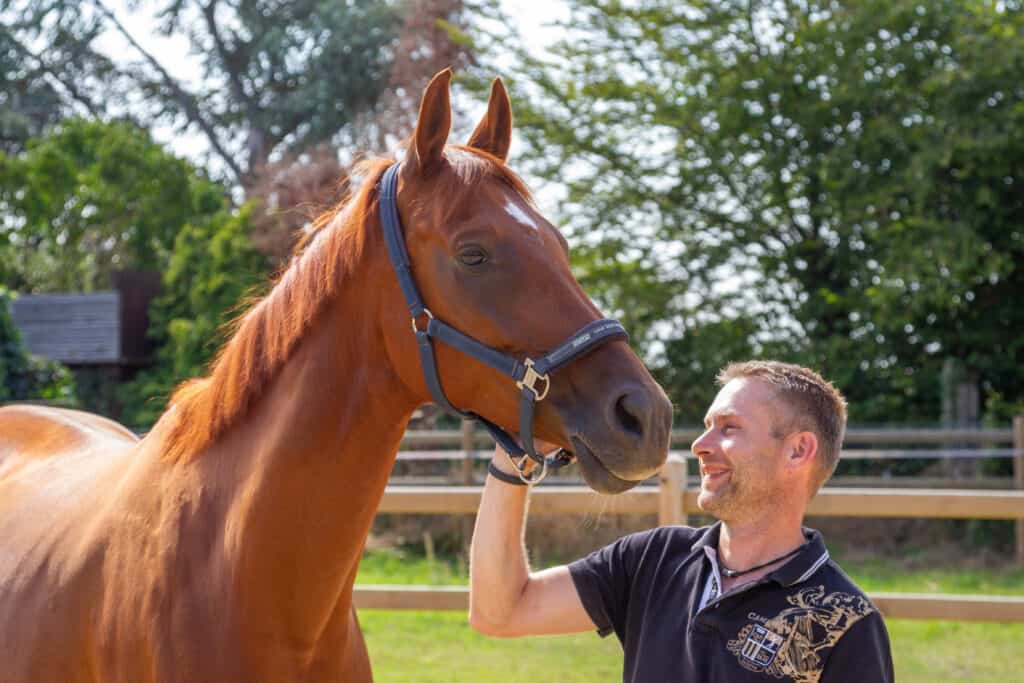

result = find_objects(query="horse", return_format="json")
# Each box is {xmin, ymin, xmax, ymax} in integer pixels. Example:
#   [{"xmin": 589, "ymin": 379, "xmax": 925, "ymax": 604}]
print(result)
[{"xmin": 0, "ymin": 69, "xmax": 673, "ymax": 682}]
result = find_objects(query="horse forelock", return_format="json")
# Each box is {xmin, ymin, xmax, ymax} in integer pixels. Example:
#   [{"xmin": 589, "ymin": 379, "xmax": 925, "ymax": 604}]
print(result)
[
  {"xmin": 158, "ymin": 149, "xmax": 532, "ymax": 463},
  {"xmin": 447, "ymin": 145, "xmax": 534, "ymax": 204}
]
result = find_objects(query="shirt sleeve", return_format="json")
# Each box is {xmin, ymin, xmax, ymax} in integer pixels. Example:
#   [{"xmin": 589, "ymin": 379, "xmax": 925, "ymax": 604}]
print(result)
[
  {"xmin": 821, "ymin": 610, "xmax": 895, "ymax": 683},
  {"xmin": 566, "ymin": 528, "xmax": 661, "ymax": 639}
]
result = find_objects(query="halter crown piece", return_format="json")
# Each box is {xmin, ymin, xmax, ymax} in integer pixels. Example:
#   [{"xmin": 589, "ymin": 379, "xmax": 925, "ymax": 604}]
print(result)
[{"xmin": 378, "ymin": 163, "xmax": 628, "ymax": 484}]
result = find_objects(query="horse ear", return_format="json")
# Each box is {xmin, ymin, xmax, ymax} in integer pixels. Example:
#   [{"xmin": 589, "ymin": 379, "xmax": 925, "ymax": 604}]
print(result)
[
  {"xmin": 410, "ymin": 68, "xmax": 453, "ymax": 172},
  {"xmin": 467, "ymin": 78, "xmax": 512, "ymax": 162}
]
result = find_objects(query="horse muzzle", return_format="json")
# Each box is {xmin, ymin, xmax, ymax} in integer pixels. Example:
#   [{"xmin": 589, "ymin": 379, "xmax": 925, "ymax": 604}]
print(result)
[{"xmin": 561, "ymin": 380, "xmax": 673, "ymax": 494}]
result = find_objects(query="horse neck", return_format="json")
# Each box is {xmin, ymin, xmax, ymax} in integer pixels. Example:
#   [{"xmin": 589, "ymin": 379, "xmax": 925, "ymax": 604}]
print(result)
[{"xmin": 184, "ymin": 235, "xmax": 421, "ymax": 643}]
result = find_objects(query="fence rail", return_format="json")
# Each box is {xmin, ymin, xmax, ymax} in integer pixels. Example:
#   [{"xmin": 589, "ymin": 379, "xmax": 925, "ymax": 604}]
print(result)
[
  {"xmin": 399, "ymin": 427, "xmax": 1016, "ymax": 451},
  {"xmin": 351, "ymin": 585, "xmax": 1024, "ymax": 623},
  {"xmin": 375, "ymin": 484, "xmax": 1024, "ymax": 520},
  {"xmin": 395, "ymin": 448, "xmax": 1021, "ymax": 462}
]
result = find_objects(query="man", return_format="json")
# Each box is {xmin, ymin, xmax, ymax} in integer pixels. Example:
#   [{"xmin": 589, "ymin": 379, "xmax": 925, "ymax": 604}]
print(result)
[{"xmin": 469, "ymin": 360, "xmax": 894, "ymax": 682}]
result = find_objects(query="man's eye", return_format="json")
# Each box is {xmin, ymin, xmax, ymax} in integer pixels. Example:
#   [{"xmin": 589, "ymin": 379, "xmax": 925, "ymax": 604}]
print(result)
[{"xmin": 458, "ymin": 247, "xmax": 489, "ymax": 266}]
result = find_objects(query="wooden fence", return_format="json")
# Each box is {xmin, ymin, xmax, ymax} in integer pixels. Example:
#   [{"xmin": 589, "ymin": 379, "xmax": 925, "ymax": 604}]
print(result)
[
  {"xmin": 355, "ymin": 422, "xmax": 1024, "ymax": 622},
  {"xmin": 396, "ymin": 425, "xmax": 1018, "ymax": 450},
  {"xmin": 351, "ymin": 587, "xmax": 1024, "ymax": 623}
]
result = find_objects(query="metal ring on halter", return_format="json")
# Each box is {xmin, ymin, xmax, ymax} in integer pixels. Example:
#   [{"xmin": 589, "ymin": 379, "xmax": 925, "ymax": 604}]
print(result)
[
  {"xmin": 505, "ymin": 449, "xmax": 548, "ymax": 485},
  {"xmin": 411, "ymin": 308, "xmax": 434, "ymax": 334},
  {"xmin": 515, "ymin": 358, "xmax": 551, "ymax": 401}
]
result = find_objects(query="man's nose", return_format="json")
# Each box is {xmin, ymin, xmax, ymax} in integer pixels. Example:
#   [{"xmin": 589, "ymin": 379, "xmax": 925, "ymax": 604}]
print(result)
[{"xmin": 691, "ymin": 429, "xmax": 713, "ymax": 457}]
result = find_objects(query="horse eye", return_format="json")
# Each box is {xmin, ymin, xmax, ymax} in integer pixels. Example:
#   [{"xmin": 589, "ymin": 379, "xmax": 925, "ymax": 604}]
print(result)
[{"xmin": 458, "ymin": 247, "xmax": 489, "ymax": 267}]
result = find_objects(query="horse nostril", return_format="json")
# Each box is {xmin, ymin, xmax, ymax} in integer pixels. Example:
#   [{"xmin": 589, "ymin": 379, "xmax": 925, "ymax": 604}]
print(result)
[{"xmin": 614, "ymin": 391, "xmax": 646, "ymax": 439}]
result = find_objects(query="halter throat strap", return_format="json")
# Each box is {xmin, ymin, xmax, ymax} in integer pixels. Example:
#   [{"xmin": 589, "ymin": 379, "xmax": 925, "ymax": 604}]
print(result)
[{"xmin": 378, "ymin": 162, "xmax": 627, "ymax": 483}]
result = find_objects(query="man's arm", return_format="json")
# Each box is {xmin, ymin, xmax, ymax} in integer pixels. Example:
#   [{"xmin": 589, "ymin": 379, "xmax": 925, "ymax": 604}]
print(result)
[{"xmin": 468, "ymin": 446, "xmax": 596, "ymax": 637}]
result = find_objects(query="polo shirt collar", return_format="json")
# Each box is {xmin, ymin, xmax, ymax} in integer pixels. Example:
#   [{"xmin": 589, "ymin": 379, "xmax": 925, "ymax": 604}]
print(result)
[
  {"xmin": 770, "ymin": 527, "xmax": 830, "ymax": 586},
  {"xmin": 690, "ymin": 522, "xmax": 721, "ymax": 553},
  {"xmin": 692, "ymin": 522, "xmax": 831, "ymax": 587}
]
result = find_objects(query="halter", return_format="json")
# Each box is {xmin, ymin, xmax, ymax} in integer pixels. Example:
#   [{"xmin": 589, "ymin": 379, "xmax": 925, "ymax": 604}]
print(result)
[{"xmin": 379, "ymin": 162, "xmax": 628, "ymax": 484}]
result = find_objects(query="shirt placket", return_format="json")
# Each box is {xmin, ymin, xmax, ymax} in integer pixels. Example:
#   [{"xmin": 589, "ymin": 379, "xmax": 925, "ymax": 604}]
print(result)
[{"xmin": 696, "ymin": 547, "xmax": 775, "ymax": 618}]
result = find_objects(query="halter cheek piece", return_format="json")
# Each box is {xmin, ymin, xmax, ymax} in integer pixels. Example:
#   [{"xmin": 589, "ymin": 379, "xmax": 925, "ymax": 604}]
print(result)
[{"xmin": 378, "ymin": 162, "xmax": 628, "ymax": 484}]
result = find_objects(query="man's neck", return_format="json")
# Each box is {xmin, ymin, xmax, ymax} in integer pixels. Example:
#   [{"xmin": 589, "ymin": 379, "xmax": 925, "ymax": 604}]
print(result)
[{"xmin": 716, "ymin": 513, "xmax": 806, "ymax": 585}]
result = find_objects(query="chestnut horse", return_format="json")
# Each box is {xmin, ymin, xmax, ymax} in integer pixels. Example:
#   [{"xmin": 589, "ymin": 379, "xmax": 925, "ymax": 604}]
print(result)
[{"xmin": 0, "ymin": 70, "xmax": 672, "ymax": 682}]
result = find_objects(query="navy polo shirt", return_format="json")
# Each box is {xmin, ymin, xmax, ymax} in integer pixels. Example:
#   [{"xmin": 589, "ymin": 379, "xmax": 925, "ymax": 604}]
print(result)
[{"xmin": 568, "ymin": 523, "xmax": 894, "ymax": 682}]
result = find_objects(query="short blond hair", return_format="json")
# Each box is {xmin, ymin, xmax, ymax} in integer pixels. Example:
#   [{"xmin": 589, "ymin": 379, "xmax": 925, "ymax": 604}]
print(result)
[{"xmin": 717, "ymin": 361, "xmax": 847, "ymax": 495}]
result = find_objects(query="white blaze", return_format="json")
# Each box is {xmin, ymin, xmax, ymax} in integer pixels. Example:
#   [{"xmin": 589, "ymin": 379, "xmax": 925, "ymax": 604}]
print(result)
[{"xmin": 504, "ymin": 199, "xmax": 539, "ymax": 232}]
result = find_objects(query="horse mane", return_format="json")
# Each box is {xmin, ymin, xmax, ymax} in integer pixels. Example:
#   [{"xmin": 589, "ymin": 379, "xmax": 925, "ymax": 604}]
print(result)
[
  {"xmin": 158, "ymin": 148, "xmax": 532, "ymax": 462},
  {"xmin": 158, "ymin": 158, "xmax": 389, "ymax": 462}
]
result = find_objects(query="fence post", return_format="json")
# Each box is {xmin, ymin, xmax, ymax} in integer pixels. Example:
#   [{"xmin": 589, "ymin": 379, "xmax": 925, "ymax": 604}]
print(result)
[
  {"xmin": 659, "ymin": 453, "xmax": 687, "ymax": 527},
  {"xmin": 460, "ymin": 418, "xmax": 476, "ymax": 485},
  {"xmin": 460, "ymin": 418, "xmax": 477, "ymax": 561},
  {"xmin": 1014, "ymin": 415, "xmax": 1024, "ymax": 567}
]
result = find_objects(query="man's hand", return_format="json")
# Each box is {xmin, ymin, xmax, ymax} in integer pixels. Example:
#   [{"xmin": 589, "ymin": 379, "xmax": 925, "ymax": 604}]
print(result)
[
  {"xmin": 468, "ymin": 443, "xmax": 596, "ymax": 638},
  {"xmin": 489, "ymin": 439, "xmax": 561, "ymax": 479}
]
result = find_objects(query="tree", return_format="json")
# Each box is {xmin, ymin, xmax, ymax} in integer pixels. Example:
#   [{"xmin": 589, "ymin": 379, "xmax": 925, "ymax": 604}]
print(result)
[
  {"xmin": 487, "ymin": 0, "xmax": 1024, "ymax": 423},
  {"xmin": 0, "ymin": 118, "xmax": 226, "ymax": 292},
  {"xmin": 0, "ymin": 26, "xmax": 62, "ymax": 153},
  {"xmin": 2, "ymin": 0, "xmax": 474, "ymax": 187},
  {"xmin": 370, "ymin": 0, "xmax": 476, "ymax": 148},
  {"xmin": 245, "ymin": 147, "xmax": 347, "ymax": 267},
  {"xmin": 0, "ymin": 2, "xmax": 115, "ymax": 153},
  {"xmin": 102, "ymin": 0, "xmax": 401, "ymax": 183}
]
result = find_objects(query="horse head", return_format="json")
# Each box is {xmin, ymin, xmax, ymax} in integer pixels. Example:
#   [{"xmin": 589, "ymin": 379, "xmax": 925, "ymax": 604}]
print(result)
[{"xmin": 379, "ymin": 70, "xmax": 672, "ymax": 493}]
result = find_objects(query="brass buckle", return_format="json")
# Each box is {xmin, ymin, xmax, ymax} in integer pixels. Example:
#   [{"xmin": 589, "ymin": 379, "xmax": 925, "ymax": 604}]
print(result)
[
  {"xmin": 516, "ymin": 358, "xmax": 550, "ymax": 401},
  {"xmin": 504, "ymin": 449, "xmax": 549, "ymax": 485},
  {"xmin": 411, "ymin": 308, "xmax": 434, "ymax": 334}
]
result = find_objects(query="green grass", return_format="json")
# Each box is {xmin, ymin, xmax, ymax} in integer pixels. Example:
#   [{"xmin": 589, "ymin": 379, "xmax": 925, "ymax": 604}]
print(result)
[
  {"xmin": 359, "ymin": 612, "xmax": 622, "ymax": 683},
  {"xmin": 356, "ymin": 548, "xmax": 1024, "ymax": 682}
]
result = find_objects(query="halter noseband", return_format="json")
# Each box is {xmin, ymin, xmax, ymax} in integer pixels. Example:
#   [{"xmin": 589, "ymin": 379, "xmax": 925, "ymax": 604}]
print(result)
[{"xmin": 378, "ymin": 162, "xmax": 628, "ymax": 484}]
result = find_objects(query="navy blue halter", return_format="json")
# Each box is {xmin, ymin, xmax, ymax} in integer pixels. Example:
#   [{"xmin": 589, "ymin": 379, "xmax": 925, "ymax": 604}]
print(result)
[{"xmin": 378, "ymin": 162, "xmax": 628, "ymax": 483}]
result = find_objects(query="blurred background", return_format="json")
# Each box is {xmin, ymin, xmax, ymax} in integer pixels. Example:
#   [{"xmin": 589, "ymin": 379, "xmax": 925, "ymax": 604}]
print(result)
[
  {"xmin": 3, "ymin": 0, "xmax": 1020, "ymax": 431},
  {"xmin": 2, "ymin": 1, "xmax": 1023, "ymax": 680}
]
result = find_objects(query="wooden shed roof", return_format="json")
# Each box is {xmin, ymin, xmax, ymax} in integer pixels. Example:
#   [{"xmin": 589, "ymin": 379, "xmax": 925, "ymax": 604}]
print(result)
[{"xmin": 11, "ymin": 292, "xmax": 121, "ymax": 364}]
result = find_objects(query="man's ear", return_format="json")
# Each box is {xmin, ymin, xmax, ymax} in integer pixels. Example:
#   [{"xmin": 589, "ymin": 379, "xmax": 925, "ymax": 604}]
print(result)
[
  {"xmin": 409, "ymin": 68, "xmax": 453, "ymax": 172},
  {"xmin": 466, "ymin": 77, "xmax": 512, "ymax": 161},
  {"xmin": 786, "ymin": 431, "xmax": 819, "ymax": 470}
]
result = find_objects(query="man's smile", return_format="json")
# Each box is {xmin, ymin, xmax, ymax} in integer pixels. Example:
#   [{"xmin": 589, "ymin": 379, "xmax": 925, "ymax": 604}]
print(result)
[{"xmin": 700, "ymin": 462, "xmax": 731, "ymax": 486}]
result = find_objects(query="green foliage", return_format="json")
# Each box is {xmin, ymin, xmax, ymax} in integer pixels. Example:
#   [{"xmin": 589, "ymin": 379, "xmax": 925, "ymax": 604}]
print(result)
[
  {"xmin": 0, "ymin": 118, "xmax": 226, "ymax": 292},
  {"xmin": 657, "ymin": 316, "xmax": 758, "ymax": 420},
  {"xmin": 0, "ymin": 287, "xmax": 76, "ymax": 404},
  {"xmin": 119, "ymin": 205, "xmax": 267, "ymax": 428},
  {"xmin": 480, "ymin": 0, "xmax": 1024, "ymax": 424},
  {"xmin": 1, "ymin": 0, "xmax": 404, "ymax": 184}
]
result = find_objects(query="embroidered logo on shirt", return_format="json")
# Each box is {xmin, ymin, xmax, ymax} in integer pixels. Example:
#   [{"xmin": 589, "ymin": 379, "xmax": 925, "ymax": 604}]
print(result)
[
  {"xmin": 738, "ymin": 624, "xmax": 785, "ymax": 668},
  {"xmin": 726, "ymin": 586, "xmax": 875, "ymax": 682}
]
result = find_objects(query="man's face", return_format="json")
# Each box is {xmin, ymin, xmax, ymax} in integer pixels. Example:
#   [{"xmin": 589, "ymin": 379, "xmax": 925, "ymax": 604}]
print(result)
[{"xmin": 691, "ymin": 377, "xmax": 792, "ymax": 522}]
